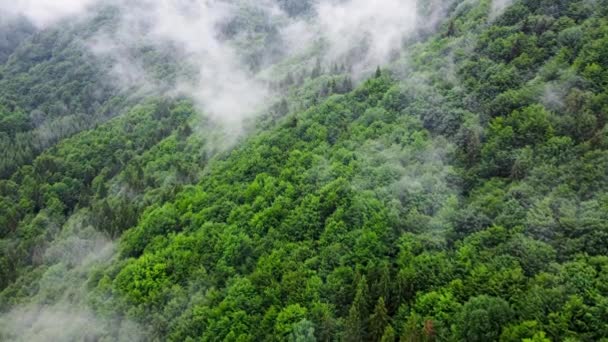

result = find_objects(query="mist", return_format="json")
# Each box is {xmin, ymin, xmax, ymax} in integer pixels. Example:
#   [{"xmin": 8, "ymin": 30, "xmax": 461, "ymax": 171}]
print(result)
[
  {"xmin": 283, "ymin": 0, "xmax": 453, "ymax": 77},
  {"xmin": 490, "ymin": 0, "xmax": 515, "ymax": 19},
  {"xmin": 0, "ymin": 212, "xmax": 145, "ymax": 341},
  {"xmin": 0, "ymin": 0, "xmax": 98, "ymax": 28},
  {"xmin": 2, "ymin": 0, "xmax": 453, "ymax": 133},
  {"xmin": 0, "ymin": 305, "xmax": 143, "ymax": 342},
  {"xmin": 112, "ymin": 0, "xmax": 270, "ymax": 125},
  {"xmin": 314, "ymin": 0, "xmax": 419, "ymax": 72}
]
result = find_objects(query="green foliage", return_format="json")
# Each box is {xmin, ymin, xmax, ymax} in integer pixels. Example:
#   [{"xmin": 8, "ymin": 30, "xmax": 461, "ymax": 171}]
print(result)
[
  {"xmin": 455, "ymin": 295, "xmax": 514, "ymax": 342},
  {"xmin": 2, "ymin": 0, "xmax": 608, "ymax": 341}
]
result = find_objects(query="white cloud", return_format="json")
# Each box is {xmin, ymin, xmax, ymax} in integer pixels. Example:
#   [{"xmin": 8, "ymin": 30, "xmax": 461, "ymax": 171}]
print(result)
[
  {"xmin": 490, "ymin": 0, "xmax": 515, "ymax": 20},
  {"xmin": 316, "ymin": 0, "xmax": 419, "ymax": 69},
  {"xmin": 1, "ymin": 0, "xmax": 99, "ymax": 27}
]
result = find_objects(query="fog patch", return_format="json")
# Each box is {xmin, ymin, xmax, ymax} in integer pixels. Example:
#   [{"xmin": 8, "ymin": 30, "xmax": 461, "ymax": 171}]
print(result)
[
  {"xmin": 85, "ymin": 0, "xmax": 272, "ymax": 135},
  {"xmin": 0, "ymin": 0, "xmax": 99, "ymax": 28},
  {"xmin": 281, "ymin": 0, "xmax": 452, "ymax": 77},
  {"xmin": 316, "ymin": 0, "xmax": 418, "ymax": 71},
  {"xmin": 0, "ymin": 304, "xmax": 144, "ymax": 342},
  {"xmin": 0, "ymin": 211, "xmax": 146, "ymax": 341},
  {"xmin": 490, "ymin": 0, "xmax": 515, "ymax": 20}
]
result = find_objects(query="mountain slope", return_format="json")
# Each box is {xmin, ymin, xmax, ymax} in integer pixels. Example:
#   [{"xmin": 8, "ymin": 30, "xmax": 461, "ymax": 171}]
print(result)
[{"xmin": 2, "ymin": 0, "xmax": 608, "ymax": 341}]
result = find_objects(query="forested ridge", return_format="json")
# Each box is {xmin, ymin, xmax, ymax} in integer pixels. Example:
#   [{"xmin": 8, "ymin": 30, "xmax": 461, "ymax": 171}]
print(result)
[{"xmin": 2, "ymin": 0, "xmax": 608, "ymax": 341}]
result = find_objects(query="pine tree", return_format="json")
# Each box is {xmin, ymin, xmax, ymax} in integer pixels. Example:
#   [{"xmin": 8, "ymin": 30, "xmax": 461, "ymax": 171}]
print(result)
[
  {"xmin": 446, "ymin": 20, "xmax": 456, "ymax": 37},
  {"xmin": 177, "ymin": 123, "xmax": 192, "ymax": 140},
  {"xmin": 400, "ymin": 314, "xmax": 423, "ymax": 342},
  {"xmin": 344, "ymin": 276, "xmax": 370, "ymax": 342},
  {"xmin": 344, "ymin": 301, "xmax": 365, "ymax": 342},
  {"xmin": 381, "ymin": 325, "xmax": 396, "ymax": 342},
  {"xmin": 372, "ymin": 263, "xmax": 391, "ymax": 310},
  {"xmin": 311, "ymin": 58, "xmax": 322, "ymax": 78},
  {"xmin": 275, "ymin": 98, "xmax": 289, "ymax": 117},
  {"xmin": 319, "ymin": 81, "xmax": 330, "ymax": 97},
  {"xmin": 332, "ymin": 63, "xmax": 339, "ymax": 74},
  {"xmin": 329, "ymin": 79, "xmax": 337, "ymax": 94},
  {"xmin": 375, "ymin": 66, "xmax": 382, "ymax": 78},
  {"xmin": 341, "ymin": 77, "xmax": 353, "ymax": 93},
  {"xmin": 370, "ymin": 297, "xmax": 390, "ymax": 341},
  {"xmin": 285, "ymin": 71, "xmax": 295, "ymax": 86}
]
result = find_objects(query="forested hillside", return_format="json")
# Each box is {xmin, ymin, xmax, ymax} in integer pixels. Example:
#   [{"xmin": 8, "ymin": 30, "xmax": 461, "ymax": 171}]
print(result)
[{"xmin": 2, "ymin": 0, "xmax": 608, "ymax": 341}]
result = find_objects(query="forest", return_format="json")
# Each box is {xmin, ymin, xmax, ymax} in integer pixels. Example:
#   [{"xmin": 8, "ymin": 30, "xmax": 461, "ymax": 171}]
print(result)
[{"xmin": 1, "ymin": 0, "xmax": 608, "ymax": 341}]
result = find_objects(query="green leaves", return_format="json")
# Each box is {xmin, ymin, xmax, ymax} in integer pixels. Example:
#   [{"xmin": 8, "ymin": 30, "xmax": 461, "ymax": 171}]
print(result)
[
  {"xmin": 3, "ymin": 1, "xmax": 608, "ymax": 341},
  {"xmin": 455, "ymin": 295, "xmax": 514, "ymax": 342}
]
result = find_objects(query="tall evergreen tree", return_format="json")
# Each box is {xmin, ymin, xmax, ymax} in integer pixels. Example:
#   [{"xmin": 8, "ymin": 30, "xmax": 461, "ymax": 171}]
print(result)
[
  {"xmin": 370, "ymin": 297, "xmax": 390, "ymax": 342},
  {"xmin": 344, "ymin": 276, "xmax": 370, "ymax": 342},
  {"xmin": 380, "ymin": 325, "xmax": 396, "ymax": 342}
]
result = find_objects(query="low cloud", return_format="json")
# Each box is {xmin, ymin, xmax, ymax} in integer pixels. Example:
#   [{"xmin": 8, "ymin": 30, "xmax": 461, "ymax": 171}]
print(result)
[
  {"xmin": 88, "ymin": 0, "xmax": 272, "ymax": 133},
  {"xmin": 3, "ymin": 0, "xmax": 456, "ymax": 132},
  {"xmin": 0, "ymin": 213, "xmax": 145, "ymax": 341},
  {"xmin": 282, "ymin": 0, "xmax": 450, "ymax": 76},
  {"xmin": 1, "ymin": 0, "xmax": 98, "ymax": 28},
  {"xmin": 0, "ymin": 304, "xmax": 143, "ymax": 342},
  {"xmin": 490, "ymin": 0, "xmax": 515, "ymax": 20},
  {"xmin": 316, "ymin": 0, "xmax": 419, "ymax": 70}
]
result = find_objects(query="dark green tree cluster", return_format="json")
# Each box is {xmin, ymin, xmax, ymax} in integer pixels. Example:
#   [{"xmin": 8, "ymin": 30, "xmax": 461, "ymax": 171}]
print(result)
[{"xmin": 0, "ymin": 100, "xmax": 201, "ymax": 292}]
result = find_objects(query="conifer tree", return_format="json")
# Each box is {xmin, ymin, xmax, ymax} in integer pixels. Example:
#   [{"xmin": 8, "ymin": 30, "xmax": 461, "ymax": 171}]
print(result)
[
  {"xmin": 344, "ymin": 276, "xmax": 370, "ymax": 342},
  {"xmin": 381, "ymin": 325, "xmax": 396, "ymax": 342},
  {"xmin": 370, "ymin": 297, "xmax": 390, "ymax": 341}
]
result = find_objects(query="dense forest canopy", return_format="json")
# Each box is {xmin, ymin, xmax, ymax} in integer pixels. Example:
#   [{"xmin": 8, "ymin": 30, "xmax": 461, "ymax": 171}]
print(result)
[{"xmin": 1, "ymin": 0, "xmax": 608, "ymax": 341}]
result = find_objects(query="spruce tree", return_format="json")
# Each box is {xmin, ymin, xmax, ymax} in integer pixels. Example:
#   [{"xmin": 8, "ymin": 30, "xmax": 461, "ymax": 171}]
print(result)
[
  {"xmin": 370, "ymin": 297, "xmax": 390, "ymax": 341},
  {"xmin": 380, "ymin": 325, "xmax": 396, "ymax": 342},
  {"xmin": 344, "ymin": 276, "xmax": 369, "ymax": 342}
]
